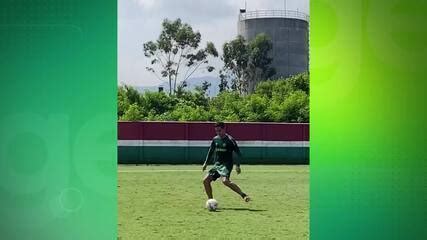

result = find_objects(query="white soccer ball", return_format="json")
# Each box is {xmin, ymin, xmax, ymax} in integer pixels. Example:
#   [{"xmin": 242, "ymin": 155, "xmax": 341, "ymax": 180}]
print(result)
[{"xmin": 206, "ymin": 199, "xmax": 218, "ymax": 211}]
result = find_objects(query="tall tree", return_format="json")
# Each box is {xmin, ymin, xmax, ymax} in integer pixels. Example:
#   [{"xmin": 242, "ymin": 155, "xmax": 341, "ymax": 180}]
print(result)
[
  {"xmin": 175, "ymin": 81, "xmax": 188, "ymax": 98},
  {"xmin": 201, "ymin": 80, "xmax": 211, "ymax": 96},
  {"xmin": 246, "ymin": 34, "xmax": 276, "ymax": 93},
  {"xmin": 221, "ymin": 35, "xmax": 248, "ymax": 95},
  {"xmin": 218, "ymin": 71, "xmax": 229, "ymax": 93},
  {"xmin": 143, "ymin": 18, "xmax": 218, "ymax": 95},
  {"xmin": 221, "ymin": 34, "xmax": 275, "ymax": 94}
]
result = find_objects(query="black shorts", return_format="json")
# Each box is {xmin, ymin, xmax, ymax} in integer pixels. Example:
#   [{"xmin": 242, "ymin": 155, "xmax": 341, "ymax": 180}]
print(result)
[
  {"xmin": 208, "ymin": 170, "xmax": 222, "ymax": 181},
  {"xmin": 208, "ymin": 163, "xmax": 232, "ymax": 181}
]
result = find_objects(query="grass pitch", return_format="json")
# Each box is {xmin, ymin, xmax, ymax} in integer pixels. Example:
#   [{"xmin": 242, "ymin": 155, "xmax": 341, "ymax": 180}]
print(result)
[{"xmin": 118, "ymin": 165, "xmax": 309, "ymax": 239}]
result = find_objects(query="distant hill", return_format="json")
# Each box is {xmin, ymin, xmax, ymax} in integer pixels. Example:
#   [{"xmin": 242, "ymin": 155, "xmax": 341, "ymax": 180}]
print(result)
[{"xmin": 131, "ymin": 76, "xmax": 220, "ymax": 97}]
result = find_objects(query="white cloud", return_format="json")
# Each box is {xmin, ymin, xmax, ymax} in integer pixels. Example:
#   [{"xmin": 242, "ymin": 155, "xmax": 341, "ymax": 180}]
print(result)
[{"xmin": 133, "ymin": 0, "xmax": 157, "ymax": 9}]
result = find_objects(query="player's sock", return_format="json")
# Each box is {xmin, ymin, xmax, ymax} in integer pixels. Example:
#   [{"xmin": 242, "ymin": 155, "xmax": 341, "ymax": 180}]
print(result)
[{"xmin": 241, "ymin": 193, "xmax": 251, "ymax": 202}]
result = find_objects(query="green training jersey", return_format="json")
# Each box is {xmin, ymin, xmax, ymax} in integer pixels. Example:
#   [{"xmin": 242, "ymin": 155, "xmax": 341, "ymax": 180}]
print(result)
[{"xmin": 205, "ymin": 134, "xmax": 242, "ymax": 166}]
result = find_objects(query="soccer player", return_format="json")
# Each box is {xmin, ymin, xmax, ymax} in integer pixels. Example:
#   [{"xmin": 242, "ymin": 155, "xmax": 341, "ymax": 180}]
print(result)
[{"xmin": 202, "ymin": 122, "xmax": 251, "ymax": 202}]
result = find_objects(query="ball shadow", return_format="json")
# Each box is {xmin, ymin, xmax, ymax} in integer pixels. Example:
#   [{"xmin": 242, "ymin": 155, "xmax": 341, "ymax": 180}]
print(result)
[{"xmin": 218, "ymin": 207, "xmax": 267, "ymax": 212}]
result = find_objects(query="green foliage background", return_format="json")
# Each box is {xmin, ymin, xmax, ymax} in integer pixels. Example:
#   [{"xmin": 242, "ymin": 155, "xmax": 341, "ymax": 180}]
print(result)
[{"xmin": 118, "ymin": 73, "xmax": 309, "ymax": 123}]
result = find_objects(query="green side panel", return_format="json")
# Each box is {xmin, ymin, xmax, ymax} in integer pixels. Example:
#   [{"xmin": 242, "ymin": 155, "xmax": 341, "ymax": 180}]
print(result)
[
  {"xmin": 188, "ymin": 147, "xmax": 210, "ymax": 164},
  {"xmin": 118, "ymin": 146, "xmax": 140, "ymax": 164},
  {"xmin": 118, "ymin": 146, "xmax": 309, "ymax": 164},
  {"xmin": 264, "ymin": 147, "xmax": 310, "ymax": 164},
  {"xmin": 143, "ymin": 147, "xmax": 188, "ymax": 164}
]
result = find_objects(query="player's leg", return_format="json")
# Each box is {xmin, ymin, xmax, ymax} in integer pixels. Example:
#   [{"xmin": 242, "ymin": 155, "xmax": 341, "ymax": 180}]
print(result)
[
  {"xmin": 203, "ymin": 174, "xmax": 214, "ymax": 199},
  {"xmin": 221, "ymin": 176, "xmax": 250, "ymax": 202}
]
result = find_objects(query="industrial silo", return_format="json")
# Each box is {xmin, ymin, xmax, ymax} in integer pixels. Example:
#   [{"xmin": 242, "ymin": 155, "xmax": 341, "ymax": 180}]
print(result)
[{"xmin": 238, "ymin": 9, "xmax": 309, "ymax": 80}]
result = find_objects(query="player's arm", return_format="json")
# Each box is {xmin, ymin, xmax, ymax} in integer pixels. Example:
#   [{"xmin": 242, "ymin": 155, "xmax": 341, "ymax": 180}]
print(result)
[{"xmin": 202, "ymin": 140, "xmax": 215, "ymax": 171}]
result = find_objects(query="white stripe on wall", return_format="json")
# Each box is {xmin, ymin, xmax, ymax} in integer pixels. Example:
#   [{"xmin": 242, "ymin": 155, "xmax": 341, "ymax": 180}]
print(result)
[{"xmin": 118, "ymin": 140, "xmax": 309, "ymax": 147}]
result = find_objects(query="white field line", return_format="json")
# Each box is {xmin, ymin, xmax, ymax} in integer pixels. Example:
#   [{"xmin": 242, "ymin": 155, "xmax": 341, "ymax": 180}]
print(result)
[{"xmin": 118, "ymin": 169, "xmax": 308, "ymax": 173}]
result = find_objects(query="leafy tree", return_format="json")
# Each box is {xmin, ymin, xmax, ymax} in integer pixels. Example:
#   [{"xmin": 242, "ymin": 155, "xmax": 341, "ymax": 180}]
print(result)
[
  {"xmin": 123, "ymin": 85, "xmax": 141, "ymax": 105},
  {"xmin": 271, "ymin": 79, "xmax": 293, "ymax": 101},
  {"xmin": 143, "ymin": 18, "xmax": 218, "ymax": 95},
  {"xmin": 166, "ymin": 103, "xmax": 211, "ymax": 121},
  {"xmin": 265, "ymin": 90, "xmax": 309, "ymax": 122},
  {"xmin": 121, "ymin": 103, "xmax": 143, "ymax": 121},
  {"xmin": 218, "ymin": 71, "xmax": 229, "ymax": 93},
  {"xmin": 118, "ymin": 86, "xmax": 130, "ymax": 119},
  {"xmin": 241, "ymin": 94, "xmax": 269, "ymax": 122},
  {"xmin": 286, "ymin": 73, "xmax": 309, "ymax": 94},
  {"xmin": 176, "ymin": 81, "xmax": 188, "ymax": 98},
  {"xmin": 140, "ymin": 91, "xmax": 177, "ymax": 116},
  {"xmin": 221, "ymin": 36, "xmax": 248, "ymax": 94},
  {"xmin": 201, "ymin": 80, "xmax": 211, "ymax": 96},
  {"xmin": 117, "ymin": 73, "xmax": 309, "ymax": 123},
  {"xmin": 221, "ymin": 34, "xmax": 275, "ymax": 94},
  {"xmin": 118, "ymin": 85, "xmax": 142, "ymax": 119},
  {"xmin": 254, "ymin": 80, "xmax": 274, "ymax": 98},
  {"xmin": 209, "ymin": 92, "xmax": 243, "ymax": 121},
  {"xmin": 281, "ymin": 91, "xmax": 309, "ymax": 122},
  {"xmin": 246, "ymin": 34, "xmax": 276, "ymax": 93}
]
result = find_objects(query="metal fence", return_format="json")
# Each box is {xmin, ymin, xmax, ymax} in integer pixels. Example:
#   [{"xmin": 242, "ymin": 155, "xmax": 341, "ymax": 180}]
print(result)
[{"xmin": 239, "ymin": 10, "xmax": 309, "ymax": 22}]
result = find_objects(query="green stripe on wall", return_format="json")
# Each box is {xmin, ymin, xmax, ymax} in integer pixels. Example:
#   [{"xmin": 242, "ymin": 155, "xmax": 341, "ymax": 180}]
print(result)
[{"xmin": 118, "ymin": 146, "xmax": 309, "ymax": 164}]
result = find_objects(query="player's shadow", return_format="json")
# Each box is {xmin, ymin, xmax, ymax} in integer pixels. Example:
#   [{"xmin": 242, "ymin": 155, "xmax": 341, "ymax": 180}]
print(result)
[{"xmin": 219, "ymin": 207, "xmax": 267, "ymax": 212}]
